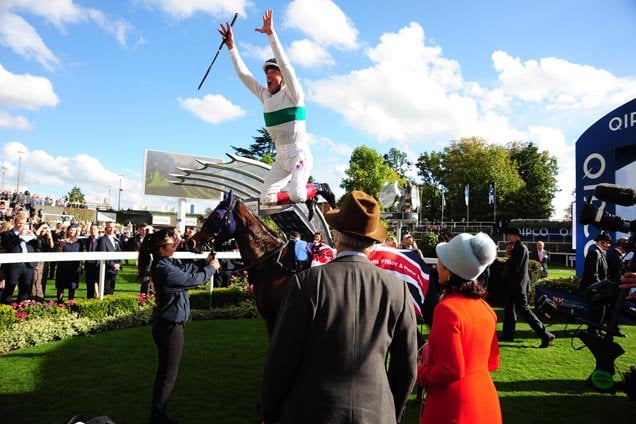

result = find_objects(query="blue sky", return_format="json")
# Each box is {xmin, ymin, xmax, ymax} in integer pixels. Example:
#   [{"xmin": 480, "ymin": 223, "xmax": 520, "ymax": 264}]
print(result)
[{"xmin": 1, "ymin": 0, "xmax": 636, "ymax": 217}]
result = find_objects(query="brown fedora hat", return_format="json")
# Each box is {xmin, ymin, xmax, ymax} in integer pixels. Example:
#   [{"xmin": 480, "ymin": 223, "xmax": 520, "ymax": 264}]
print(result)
[{"xmin": 324, "ymin": 191, "xmax": 387, "ymax": 243}]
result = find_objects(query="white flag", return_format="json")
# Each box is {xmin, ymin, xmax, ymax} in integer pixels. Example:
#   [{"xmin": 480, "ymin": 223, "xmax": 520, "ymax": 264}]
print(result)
[{"xmin": 464, "ymin": 184, "xmax": 469, "ymax": 206}]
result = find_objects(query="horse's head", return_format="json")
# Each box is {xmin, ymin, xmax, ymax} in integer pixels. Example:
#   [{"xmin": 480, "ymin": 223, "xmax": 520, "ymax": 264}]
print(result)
[{"xmin": 189, "ymin": 190, "xmax": 237, "ymax": 251}]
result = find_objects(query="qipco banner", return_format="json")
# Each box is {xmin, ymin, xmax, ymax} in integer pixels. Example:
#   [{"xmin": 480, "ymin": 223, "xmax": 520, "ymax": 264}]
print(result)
[{"xmin": 576, "ymin": 97, "xmax": 636, "ymax": 275}]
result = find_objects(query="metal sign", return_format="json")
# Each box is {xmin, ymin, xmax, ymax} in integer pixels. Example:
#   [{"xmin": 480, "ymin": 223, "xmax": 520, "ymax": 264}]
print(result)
[{"xmin": 575, "ymin": 97, "xmax": 636, "ymax": 275}]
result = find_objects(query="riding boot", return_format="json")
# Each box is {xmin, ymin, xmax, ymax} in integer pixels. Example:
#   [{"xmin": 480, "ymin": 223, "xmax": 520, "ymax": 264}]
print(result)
[
  {"xmin": 274, "ymin": 183, "xmax": 336, "ymax": 209},
  {"xmin": 311, "ymin": 183, "xmax": 337, "ymax": 209},
  {"xmin": 305, "ymin": 197, "xmax": 317, "ymax": 222}
]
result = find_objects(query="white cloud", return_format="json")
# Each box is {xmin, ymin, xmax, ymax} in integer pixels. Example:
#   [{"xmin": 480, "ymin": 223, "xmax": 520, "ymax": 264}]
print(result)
[
  {"xmin": 0, "ymin": 12, "xmax": 60, "ymax": 70},
  {"xmin": 284, "ymin": 0, "xmax": 358, "ymax": 50},
  {"xmin": 305, "ymin": 132, "xmax": 352, "ymax": 156},
  {"xmin": 492, "ymin": 50, "xmax": 636, "ymax": 112},
  {"xmin": 0, "ymin": 141, "xmax": 219, "ymax": 212},
  {"xmin": 307, "ymin": 22, "xmax": 474, "ymax": 142},
  {"xmin": 0, "ymin": 111, "xmax": 31, "ymax": 130},
  {"xmin": 86, "ymin": 9, "xmax": 134, "ymax": 48},
  {"xmin": 2, "ymin": 0, "xmax": 137, "ymax": 63},
  {"xmin": 303, "ymin": 21, "xmax": 631, "ymax": 218},
  {"xmin": 239, "ymin": 41, "xmax": 273, "ymax": 61},
  {"xmin": 5, "ymin": 0, "xmax": 85, "ymax": 29},
  {"xmin": 0, "ymin": 63, "xmax": 59, "ymax": 110},
  {"xmin": 140, "ymin": 0, "xmax": 249, "ymax": 20},
  {"xmin": 526, "ymin": 126, "xmax": 575, "ymax": 218},
  {"xmin": 178, "ymin": 94, "xmax": 246, "ymax": 124},
  {"xmin": 287, "ymin": 39, "xmax": 334, "ymax": 68}
]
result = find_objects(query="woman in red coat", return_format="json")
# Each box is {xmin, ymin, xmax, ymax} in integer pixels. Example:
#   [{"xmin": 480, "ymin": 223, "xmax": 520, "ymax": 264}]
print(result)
[{"xmin": 417, "ymin": 232, "xmax": 501, "ymax": 424}]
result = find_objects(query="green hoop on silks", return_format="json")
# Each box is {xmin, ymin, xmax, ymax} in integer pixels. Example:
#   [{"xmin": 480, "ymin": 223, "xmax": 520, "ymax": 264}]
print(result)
[{"xmin": 589, "ymin": 369, "xmax": 615, "ymax": 392}]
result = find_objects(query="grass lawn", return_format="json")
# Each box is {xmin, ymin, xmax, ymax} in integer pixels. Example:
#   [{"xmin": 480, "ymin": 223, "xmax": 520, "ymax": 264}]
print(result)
[
  {"xmin": 547, "ymin": 265, "xmax": 577, "ymax": 280},
  {"xmin": 2, "ymin": 265, "xmax": 635, "ymax": 423}
]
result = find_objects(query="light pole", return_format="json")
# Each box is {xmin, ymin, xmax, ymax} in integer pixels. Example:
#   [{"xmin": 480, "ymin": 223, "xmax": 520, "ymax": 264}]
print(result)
[
  {"xmin": 1, "ymin": 166, "xmax": 6, "ymax": 190},
  {"xmin": 106, "ymin": 185, "xmax": 112, "ymax": 208},
  {"xmin": 117, "ymin": 175, "xmax": 123, "ymax": 210},
  {"xmin": 16, "ymin": 151, "xmax": 24, "ymax": 193}
]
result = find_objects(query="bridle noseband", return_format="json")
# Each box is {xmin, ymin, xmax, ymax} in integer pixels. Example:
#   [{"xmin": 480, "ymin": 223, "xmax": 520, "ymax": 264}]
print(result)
[{"xmin": 201, "ymin": 200, "xmax": 236, "ymax": 247}]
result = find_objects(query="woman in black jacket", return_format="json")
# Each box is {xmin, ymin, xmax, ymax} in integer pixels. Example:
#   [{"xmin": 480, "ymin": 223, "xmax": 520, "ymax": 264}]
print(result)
[{"xmin": 138, "ymin": 228, "xmax": 220, "ymax": 424}]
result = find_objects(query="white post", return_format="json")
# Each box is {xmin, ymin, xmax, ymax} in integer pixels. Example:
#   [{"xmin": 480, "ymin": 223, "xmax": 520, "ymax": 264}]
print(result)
[
  {"xmin": 98, "ymin": 260, "xmax": 106, "ymax": 300},
  {"xmin": 177, "ymin": 197, "xmax": 187, "ymax": 234}
]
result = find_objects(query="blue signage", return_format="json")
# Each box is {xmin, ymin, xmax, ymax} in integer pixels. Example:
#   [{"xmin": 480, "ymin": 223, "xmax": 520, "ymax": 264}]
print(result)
[{"xmin": 575, "ymin": 98, "xmax": 636, "ymax": 275}]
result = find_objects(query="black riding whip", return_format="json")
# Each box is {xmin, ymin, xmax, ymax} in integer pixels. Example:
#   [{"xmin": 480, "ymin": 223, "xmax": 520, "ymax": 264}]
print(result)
[{"xmin": 197, "ymin": 12, "xmax": 239, "ymax": 90}]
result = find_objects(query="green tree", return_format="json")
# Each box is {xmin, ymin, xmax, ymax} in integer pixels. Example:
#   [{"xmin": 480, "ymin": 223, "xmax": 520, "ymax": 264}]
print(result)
[
  {"xmin": 416, "ymin": 137, "xmax": 524, "ymax": 221},
  {"xmin": 341, "ymin": 146, "xmax": 399, "ymax": 199},
  {"xmin": 507, "ymin": 141, "xmax": 559, "ymax": 218},
  {"xmin": 67, "ymin": 186, "xmax": 85, "ymax": 204},
  {"xmin": 383, "ymin": 148, "xmax": 412, "ymax": 181},
  {"xmin": 231, "ymin": 127, "xmax": 275, "ymax": 165}
]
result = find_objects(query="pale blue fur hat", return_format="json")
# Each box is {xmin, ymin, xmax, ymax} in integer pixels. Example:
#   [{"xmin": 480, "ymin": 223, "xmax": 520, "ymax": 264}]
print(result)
[{"xmin": 435, "ymin": 232, "xmax": 497, "ymax": 281}]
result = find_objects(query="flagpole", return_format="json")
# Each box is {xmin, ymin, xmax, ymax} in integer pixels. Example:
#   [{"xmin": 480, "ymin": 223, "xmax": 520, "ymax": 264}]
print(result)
[
  {"xmin": 440, "ymin": 188, "xmax": 445, "ymax": 227},
  {"xmin": 493, "ymin": 182, "xmax": 497, "ymax": 225},
  {"xmin": 465, "ymin": 184, "xmax": 469, "ymax": 224}
]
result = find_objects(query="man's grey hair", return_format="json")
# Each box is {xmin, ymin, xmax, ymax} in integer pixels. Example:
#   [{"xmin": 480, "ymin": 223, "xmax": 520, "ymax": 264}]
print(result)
[{"xmin": 335, "ymin": 230, "xmax": 375, "ymax": 252}]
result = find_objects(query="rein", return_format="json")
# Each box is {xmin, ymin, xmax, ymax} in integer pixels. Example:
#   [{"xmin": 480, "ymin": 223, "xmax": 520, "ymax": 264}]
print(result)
[{"xmin": 232, "ymin": 240, "xmax": 298, "ymax": 276}]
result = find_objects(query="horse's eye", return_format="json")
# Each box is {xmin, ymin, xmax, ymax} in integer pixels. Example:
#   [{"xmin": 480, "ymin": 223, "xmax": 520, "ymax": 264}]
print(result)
[{"xmin": 212, "ymin": 212, "xmax": 222, "ymax": 220}]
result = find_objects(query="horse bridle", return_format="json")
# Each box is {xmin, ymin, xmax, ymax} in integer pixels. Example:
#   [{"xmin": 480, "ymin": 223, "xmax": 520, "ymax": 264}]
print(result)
[
  {"xmin": 200, "ymin": 200, "xmax": 235, "ymax": 248},
  {"xmin": 200, "ymin": 200, "xmax": 297, "ymax": 275}
]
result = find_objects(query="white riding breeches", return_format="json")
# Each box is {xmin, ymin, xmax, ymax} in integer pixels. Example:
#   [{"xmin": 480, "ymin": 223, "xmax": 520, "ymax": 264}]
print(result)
[{"xmin": 260, "ymin": 143, "xmax": 313, "ymax": 205}]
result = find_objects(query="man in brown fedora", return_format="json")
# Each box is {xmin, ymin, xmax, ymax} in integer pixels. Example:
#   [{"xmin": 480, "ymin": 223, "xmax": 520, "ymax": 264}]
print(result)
[{"xmin": 260, "ymin": 191, "xmax": 418, "ymax": 424}]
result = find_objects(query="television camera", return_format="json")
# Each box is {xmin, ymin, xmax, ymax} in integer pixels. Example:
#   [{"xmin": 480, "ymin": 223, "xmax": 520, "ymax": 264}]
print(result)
[{"xmin": 536, "ymin": 183, "xmax": 636, "ymax": 399}]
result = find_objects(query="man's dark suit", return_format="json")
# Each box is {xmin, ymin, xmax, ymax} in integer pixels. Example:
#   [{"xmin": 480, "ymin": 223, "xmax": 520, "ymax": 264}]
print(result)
[
  {"xmin": 261, "ymin": 254, "xmax": 418, "ymax": 424},
  {"xmin": 502, "ymin": 239, "xmax": 551, "ymax": 342},
  {"xmin": 83, "ymin": 235, "xmax": 100, "ymax": 298},
  {"xmin": 529, "ymin": 249, "xmax": 549, "ymax": 277},
  {"xmin": 580, "ymin": 244, "xmax": 608, "ymax": 291},
  {"xmin": 96, "ymin": 235, "xmax": 121, "ymax": 295},
  {"xmin": 0, "ymin": 230, "xmax": 41, "ymax": 303}
]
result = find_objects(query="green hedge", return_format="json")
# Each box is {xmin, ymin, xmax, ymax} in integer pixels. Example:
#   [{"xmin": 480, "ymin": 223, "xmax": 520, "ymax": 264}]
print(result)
[
  {"xmin": 190, "ymin": 286, "xmax": 253, "ymax": 309},
  {"xmin": 0, "ymin": 287, "xmax": 257, "ymax": 354},
  {"xmin": 536, "ymin": 276, "xmax": 580, "ymax": 294}
]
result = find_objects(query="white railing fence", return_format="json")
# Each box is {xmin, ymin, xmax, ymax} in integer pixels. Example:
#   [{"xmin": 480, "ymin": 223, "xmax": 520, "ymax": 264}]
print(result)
[{"xmin": 0, "ymin": 251, "xmax": 241, "ymax": 300}]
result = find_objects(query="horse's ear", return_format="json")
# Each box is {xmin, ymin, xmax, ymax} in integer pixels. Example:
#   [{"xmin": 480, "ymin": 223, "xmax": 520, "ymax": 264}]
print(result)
[{"xmin": 227, "ymin": 190, "xmax": 234, "ymax": 206}]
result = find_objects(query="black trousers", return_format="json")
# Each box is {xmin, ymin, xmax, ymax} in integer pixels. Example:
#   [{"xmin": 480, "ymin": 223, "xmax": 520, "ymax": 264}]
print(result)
[
  {"xmin": 503, "ymin": 289, "xmax": 550, "ymax": 340},
  {"xmin": 2, "ymin": 263, "xmax": 33, "ymax": 303},
  {"xmin": 85, "ymin": 263, "xmax": 99, "ymax": 298},
  {"xmin": 150, "ymin": 321, "xmax": 184, "ymax": 423},
  {"xmin": 104, "ymin": 272, "xmax": 118, "ymax": 295}
]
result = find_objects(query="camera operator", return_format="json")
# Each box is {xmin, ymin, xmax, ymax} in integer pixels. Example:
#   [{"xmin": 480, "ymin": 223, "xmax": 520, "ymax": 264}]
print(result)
[
  {"xmin": 607, "ymin": 237, "xmax": 629, "ymax": 283},
  {"xmin": 580, "ymin": 232, "xmax": 610, "ymax": 292}
]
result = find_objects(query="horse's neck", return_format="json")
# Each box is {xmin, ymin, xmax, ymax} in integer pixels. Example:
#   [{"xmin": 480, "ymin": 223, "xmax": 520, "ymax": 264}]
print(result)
[{"xmin": 234, "ymin": 203, "xmax": 282, "ymax": 264}]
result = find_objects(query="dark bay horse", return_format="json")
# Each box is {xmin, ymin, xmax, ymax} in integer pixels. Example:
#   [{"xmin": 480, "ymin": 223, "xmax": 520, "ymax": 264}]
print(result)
[
  {"xmin": 189, "ymin": 191, "xmax": 298, "ymax": 337},
  {"xmin": 191, "ymin": 191, "xmax": 438, "ymax": 338}
]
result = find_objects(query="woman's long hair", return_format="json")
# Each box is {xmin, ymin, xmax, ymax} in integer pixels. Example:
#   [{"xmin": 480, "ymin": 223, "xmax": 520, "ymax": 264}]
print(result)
[
  {"xmin": 442, "ymin": 273, "xmax": 488, "ymax": 299},
  {"xmin": 137, "ymin": 228, "xmax": 176, "ymax": 281}
]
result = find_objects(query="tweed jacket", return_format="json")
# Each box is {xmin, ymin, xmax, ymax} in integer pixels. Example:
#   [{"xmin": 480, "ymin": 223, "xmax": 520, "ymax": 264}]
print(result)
[{"xmin": 261, "ymin": 254, "xmax": 418, "ymax": 424}]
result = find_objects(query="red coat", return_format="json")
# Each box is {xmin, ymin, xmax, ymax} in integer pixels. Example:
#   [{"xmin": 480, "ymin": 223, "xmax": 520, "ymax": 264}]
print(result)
[{"xmin": 417, "ymin": 294, "xmax": 501, "ymax": 424}]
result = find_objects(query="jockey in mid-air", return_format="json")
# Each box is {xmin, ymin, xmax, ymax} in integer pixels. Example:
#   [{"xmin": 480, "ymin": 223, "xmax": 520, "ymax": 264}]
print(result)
[{"xmin": 218, "ymin": 9, "xmax": 336, "ymax": 216}]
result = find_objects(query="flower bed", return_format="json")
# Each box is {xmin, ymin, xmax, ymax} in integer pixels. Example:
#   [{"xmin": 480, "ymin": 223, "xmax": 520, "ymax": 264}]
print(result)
[{"xmin": 0, "ymin": 285, "xmax": 257, "ymax": 354}]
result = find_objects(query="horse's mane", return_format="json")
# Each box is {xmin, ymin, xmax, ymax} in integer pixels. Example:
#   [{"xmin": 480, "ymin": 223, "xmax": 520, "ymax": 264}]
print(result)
[{"xmin": 232, "ymin": 201, "xmax": 283, "ymax": 264}]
